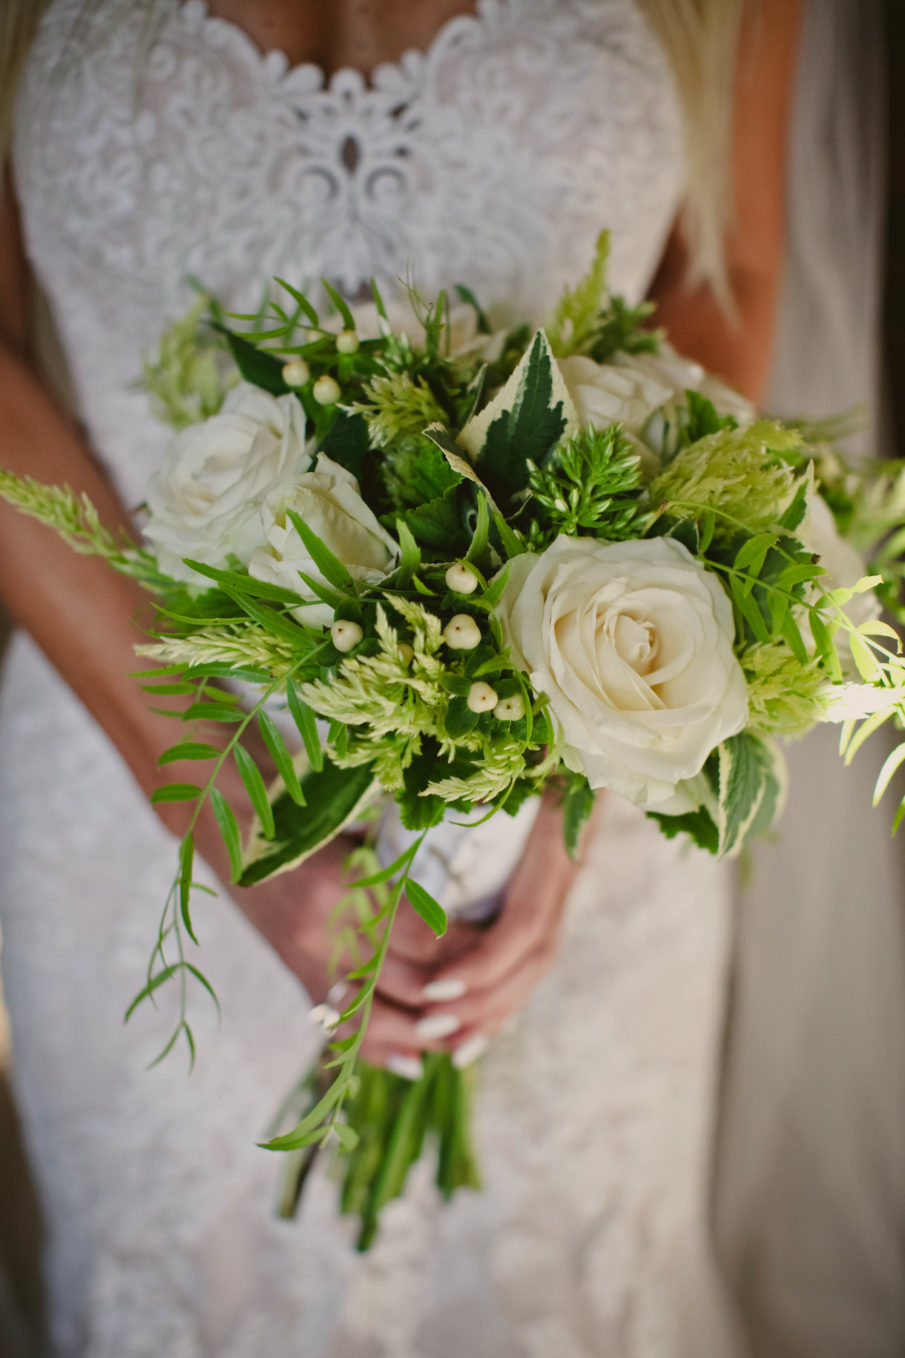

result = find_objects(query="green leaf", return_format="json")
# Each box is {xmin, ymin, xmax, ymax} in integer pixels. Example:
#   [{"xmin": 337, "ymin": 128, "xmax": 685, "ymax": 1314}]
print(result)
[
  {"xmin": 178, "ymin": 833, "xmax": 198, "ymax": 944},
  {"xmin": 210, "ymin": 787, "xmax": 243, "ymax": 882},
  {"xmin": 464, "ymin": 329, "xmax": 578, "ymax": 502},
  {"xmin": 648, "ymin": 806, "xmax": 720, "ymax": 855},
  {"xmin": 391, "ymin": 487, "xmax": 465, "ymax": 553},
  {"xmin": 286, "ymin": 511, "xmax": 356, "ymax": 593},
  {"xmin": 218, "ymin": 326, "xmax": 287, "ymax": 394},
  {"xmin": 321, "ymin": 279, "xmax": 356, "ymax": 331},
  {"xmin": 124, "ymin": 964, "xmax": 181, "ymax": 1022},
  {"xmin": 150, "ymin": 783, "xmax": 201, "ymax": 804},
  {"xmin": 394, "ymin": 518, "xmax": 421, "ymax": 585},
  {"xmin": 405, "ymin": 880, "xmax": 448, "ymax": 937},
  {"xmin": 273, "ymin": 276, "xmax": 320, "ymax": 328},
  {"xmin": 334, "ymin": 1122, "xmax": 360, "ymax": 1153},
  {"xmin": 258, "ymin": 711, "xmax": 305, "ymax": 806},
  {"xmin": 286, "ymin": 681, "xmax": 324, "ymax": 772},
  {"xmin": 317, "ymin": 411, "xmax": 369, "ymax": 481},
  {"xmin": 714, "ymin": 732, "xmax": 784, "ymax": 857},
  {"xmin": 239, "ymin": 759, "xmax": 375, "ymax": 885},
  {"xmin": 234, "ymin": 744, "xmax": 276, "ymax": 840},
  {"xmin": 158, "ymin": 742, "xmax": 221, "ymax": 765},
  {"xmin": 453, "ymin": 282, "xmax": 491, "ymax": 334},
  {"xmin": 183, "ymin": 702, "xmax": 245, "ymax": 723},
  {"xmin": 178, "ymin": 559, "xmax": 306, "ymax": 604},
  {"xmin": 561, "ymin": 775, "xmax": 594, "ymax": 859}
]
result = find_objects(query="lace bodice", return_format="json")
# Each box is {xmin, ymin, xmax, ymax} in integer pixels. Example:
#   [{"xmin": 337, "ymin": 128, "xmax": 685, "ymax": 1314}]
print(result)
[{"xmin": 13, "ymin": 0, "xmax": 682, "ymax": 509}]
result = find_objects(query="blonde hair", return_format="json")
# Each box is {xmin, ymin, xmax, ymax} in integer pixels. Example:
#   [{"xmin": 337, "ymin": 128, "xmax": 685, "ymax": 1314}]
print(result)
[{"xmin": 1, "ymin": 0, "xmax": 745, "ymax": 293}]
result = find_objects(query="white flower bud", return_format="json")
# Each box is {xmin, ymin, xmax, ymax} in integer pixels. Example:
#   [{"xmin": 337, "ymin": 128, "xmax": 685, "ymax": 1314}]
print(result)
[
  {"xmin": 467, "ymin": 681, "xmax": 498, "ymax": 713},
  {"xmin": 445, "ymin": 561, "xmax": 479, "ymax": 594},
  {"xmin": 313, "ymin": 374, "xmax": 341, "ymax": 406},
  {"xmin": 494, "ymin": 694, "xmax": 525, "ymax": 721},
  {"xmin": 331, "ymin": 619, "xmax": 363, "ymax": 652},
  {"xmin": 398, "ymin": 642, "xmax": 414, "ymax": 664},
  {"xmin": 335, "ymin": 329, "xmax": 360, "ymax": 355},
  {"xmin": 282, "ymin": 359, "xmax": 310, "ymax": 387},
  {"xmin": 443, "ymin": 613, "xmax": 481, "ymax": 650}
]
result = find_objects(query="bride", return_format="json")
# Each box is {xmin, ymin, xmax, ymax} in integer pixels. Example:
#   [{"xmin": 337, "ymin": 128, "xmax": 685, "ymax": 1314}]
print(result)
[{"xmin": 0, "ymin": 1, "xmax": 802, "ymax": 1354}]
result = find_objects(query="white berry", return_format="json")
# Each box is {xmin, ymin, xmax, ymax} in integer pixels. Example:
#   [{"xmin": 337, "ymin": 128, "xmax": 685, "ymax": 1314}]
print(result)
[
  {"xmin": 331, "ymin": 619, "xmax": 363, "ymax": 652},
  {"xmin": 494, "ymin": 694, "xmax": 525, "ymax": 721},
  {"xmin": 443, "ymin": 614, "xmax": 481, "ymax": 650},
  {"xmin": 445, "ymin": 562, "xmax": 478, "ymax": 595},
  {"xmin": 335, "ymin": 329, "xmax": 360, "ymax": 355},
  {"xmin": 467, "ymin": 681, "xmax": 498, "ymax": 713},
  {"xmin": 313, "ymin": 374, "xmax": 341, "ymax": 405},
  {"xmin": 282, "ymin": 359, "xmax": 310, "ymax": 387},
  {"xmin": 398, "ymin": 642, "xmax": 414, "ymax": 664}
]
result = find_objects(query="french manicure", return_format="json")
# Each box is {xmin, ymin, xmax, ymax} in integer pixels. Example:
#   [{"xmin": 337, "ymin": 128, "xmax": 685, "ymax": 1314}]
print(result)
[
  {"xmin": 452, "ymin": 1034, "xmax": 489, "ymax": 1069},
  {"xmin": 421, "ymin": 977, "xmax": 467, "ymax": 1003},
  {"xmin": 415, "ymin": 1013, "xmax": 461, "ymax": 1042},
  {"xmin": 387, "ymin": 1054, "xmax": 424, "ymax": 1082}
]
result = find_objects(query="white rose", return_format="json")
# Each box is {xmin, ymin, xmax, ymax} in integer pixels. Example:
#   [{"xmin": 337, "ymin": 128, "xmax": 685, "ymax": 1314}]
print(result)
[
  {"xmin": 495, "ymin": 534, "xmax": 748, "ymax": 812},
  {"xmin": 249, "ymin": 454, "xmax": 400, "ymax": 627},
  {"xmin": 144, "ymin": 383, "xmax": 310, "ymax": 583},
  {"xmin": 557, "ymin": 343, "xmax": 755, "ymax": 467}
]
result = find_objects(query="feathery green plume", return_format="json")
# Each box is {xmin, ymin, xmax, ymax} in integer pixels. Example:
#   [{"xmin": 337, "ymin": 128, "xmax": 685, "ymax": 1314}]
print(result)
[
  {"xmin": 742, "ymin": 639, "xmax": 830, "ymax": 738},
  {"xmin": 649, "ymin": 420, "xmax": 807, "ymax": 536},
  {"xmin": 141, "ymin": 294, "xmax": 236, "ymax": 429},
  {"xmin": 526, "ymin": 425, "xmax": 649, "ymax": 546}
]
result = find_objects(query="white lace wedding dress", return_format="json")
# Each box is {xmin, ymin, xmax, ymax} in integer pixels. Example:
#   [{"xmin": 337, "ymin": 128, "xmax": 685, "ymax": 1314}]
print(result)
[{"xmin": 0, "ymin": 2, "xmax": 744, "ymax": 1353}]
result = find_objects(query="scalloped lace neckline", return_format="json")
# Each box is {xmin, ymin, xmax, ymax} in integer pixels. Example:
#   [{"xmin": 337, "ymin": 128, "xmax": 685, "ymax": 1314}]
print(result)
[{"xmin": 180, "ymin": 0, "xmax": 491, "ymax": 91}]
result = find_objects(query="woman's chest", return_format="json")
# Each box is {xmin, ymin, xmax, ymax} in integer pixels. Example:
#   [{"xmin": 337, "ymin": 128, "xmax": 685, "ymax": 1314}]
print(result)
[{"xmin": 14, "ymin": 0, "xmax": 682, "ymax": 325}]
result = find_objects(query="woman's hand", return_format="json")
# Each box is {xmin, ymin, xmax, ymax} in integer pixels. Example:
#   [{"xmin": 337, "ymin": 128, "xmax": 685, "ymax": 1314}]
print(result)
[{"xmin": 361, "ymin": 793, "xmax": 594, "ymax": 1072}]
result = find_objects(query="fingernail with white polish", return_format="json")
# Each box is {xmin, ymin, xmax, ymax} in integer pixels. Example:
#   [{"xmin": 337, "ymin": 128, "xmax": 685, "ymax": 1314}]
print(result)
[
  {"xmin": 421, "ymin": 978, "xmax": 467, "ymax": 1003},
  {"xmin": 452, "ymin": 1034, "xmax": 489, "ymax": 1070},
  {"xmin": 387, "ymin": 1054, "xmax": 424, "ymax": 1082},
  {"xmin": 308, "ymin": 1003, "xmax": 340, "ymax": 1031},
  {"xmin": 415, "ymin": 1013, "xmax": 461, "ymax": 1042}
]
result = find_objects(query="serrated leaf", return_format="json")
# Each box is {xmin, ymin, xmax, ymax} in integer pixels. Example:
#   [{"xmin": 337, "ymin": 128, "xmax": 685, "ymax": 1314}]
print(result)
[
  {"xmin": 714, "ymin": 733, "xmax": 783, "ymax": 857},
  {"xmin": 463, "ymin": 329, "xmax": 578, "ymax": 501},
  {"xmin": 258, "ymin": 711, "xmax": 305, "ymax": 806},
  {"xmin": 240, "ymin": 759, "xmax": 375, "ymax": 885},
  {"xmin": 210, "ymin": 787, "xmax": 243, "ymax": 882},
  {"xmin": 405, "ymin": 879, "xmax": 447, "ymax": 937},
  {"xmin": 561, "ymin": 776, "xmax": 594, "ymax": 859},
  {"xmin": 234, "ymin": 744, "xmax": 275, "ymax": 839}
]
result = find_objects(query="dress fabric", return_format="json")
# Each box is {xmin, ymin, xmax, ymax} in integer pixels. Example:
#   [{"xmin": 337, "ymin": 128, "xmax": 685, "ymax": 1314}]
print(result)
[{"xmin": 1, "ymin": 2, "xmax": 743, "ymax": 1354}]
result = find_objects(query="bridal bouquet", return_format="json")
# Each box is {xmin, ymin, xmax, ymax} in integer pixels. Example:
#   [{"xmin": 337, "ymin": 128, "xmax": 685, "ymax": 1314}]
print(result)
[{"xmin": 4, "ymin": 233, "xmax": 905, "ymax": 1247}]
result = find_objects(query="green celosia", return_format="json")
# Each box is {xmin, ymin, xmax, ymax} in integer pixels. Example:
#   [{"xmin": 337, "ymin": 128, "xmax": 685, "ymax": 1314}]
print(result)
[
  {"xmin": 742, "ymin": 638, "xmax": 831, "ymax": 739},
  {"xmin": 141, "ymin": 294, "xmax": 235, "ymax": 429},
  {"xmin": 649, "ymin": 420, "xmax": 806, "ymax": 536}
]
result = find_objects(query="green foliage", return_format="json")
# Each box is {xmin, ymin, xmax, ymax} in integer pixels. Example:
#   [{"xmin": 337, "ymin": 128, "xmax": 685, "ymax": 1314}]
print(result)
[
  {"xmin": 0, "ymin": 471, "xmax": 127, "ymax": 561},
  {"xmin": 559, "ymin": 771, "xmax": 595, "ymax": 858},
  {"xmin": 642, "ymin": 390, "xmax": 738, "ymax": 465},
  {"xmin": 526, "ymin": 424, "xmax": 649, "ymax": 546},
  {"xmin": 465, "ymin": 329, "xmax": 575, "ymax": 505},
  {"xmin": 141, "ymin": 294, "xmax": 235, "ymax": 428},
  {"xmin": 547, "ymin": 230, "xmax": 612, "ymax": 356},
  {"xmin": 650, "ymin": 420, "xmax": 807, "ymax": 538},
  {"xmin": 351, "ymin": 371, "xmax": 447, "ymax": 452},
  {"xmin": 712, "ymin": 732, "xmax": 786, "ymax": 858},
  {"xmin": 587, "ymin": 294, "xmax": 660, "ymax": 365},
  {"xmin": 240, "ymin": 759, "xmax": 377, "ymax": 885},
  {"xmin": 742, "ymin": 640, "xmax": 831, "ymax": 738}
]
